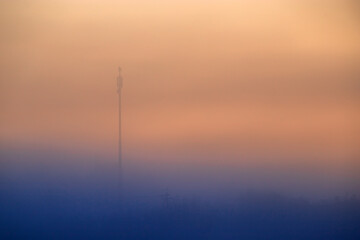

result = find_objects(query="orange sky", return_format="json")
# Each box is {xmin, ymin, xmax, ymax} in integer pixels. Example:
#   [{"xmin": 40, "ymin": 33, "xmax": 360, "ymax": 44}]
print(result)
[{"xmin": 1, "ymin": 0, "xmax": 359, "ymax": 174}]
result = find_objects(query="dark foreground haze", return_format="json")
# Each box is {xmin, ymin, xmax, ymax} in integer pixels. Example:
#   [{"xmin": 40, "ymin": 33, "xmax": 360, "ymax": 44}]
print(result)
[{"xmin": 1, "ymin": 148, "xmax": 359, "ymax": 240}]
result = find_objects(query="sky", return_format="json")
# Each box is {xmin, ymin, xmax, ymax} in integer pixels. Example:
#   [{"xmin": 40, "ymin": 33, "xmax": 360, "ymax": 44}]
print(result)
[{"xmin": 1, "ymin": 0, "xmax": 359, "ymax": 195}]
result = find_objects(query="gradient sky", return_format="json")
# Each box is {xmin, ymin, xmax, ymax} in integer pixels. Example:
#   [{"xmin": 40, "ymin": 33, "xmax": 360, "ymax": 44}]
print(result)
[{"xmin": 1, "ymin": 0, "xmax": 359, "ymax": 183}]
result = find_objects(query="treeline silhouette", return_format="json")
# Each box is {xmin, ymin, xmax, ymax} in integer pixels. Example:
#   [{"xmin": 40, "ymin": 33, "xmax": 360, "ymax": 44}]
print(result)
[{"xmin": 1, "ymin": 190, "xmax": 359, "ymax": 240}]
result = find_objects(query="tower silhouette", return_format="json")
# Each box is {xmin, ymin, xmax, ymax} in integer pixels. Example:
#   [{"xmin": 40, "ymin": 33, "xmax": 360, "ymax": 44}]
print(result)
[{"xmin": 117, "ymin": 67, "xmax": 123, "ymax": 193}]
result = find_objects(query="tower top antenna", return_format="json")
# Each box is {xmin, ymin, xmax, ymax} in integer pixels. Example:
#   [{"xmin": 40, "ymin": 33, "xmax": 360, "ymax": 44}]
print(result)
[{"xmin": 117, "ymin": 67, "xmax": 123, "ymax": 92}]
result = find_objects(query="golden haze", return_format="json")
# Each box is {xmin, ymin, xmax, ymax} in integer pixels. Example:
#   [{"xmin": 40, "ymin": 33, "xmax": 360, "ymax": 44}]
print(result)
[{"xmin": 0, "ymin": 0, "xmax": 359, "ymax": 172}]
